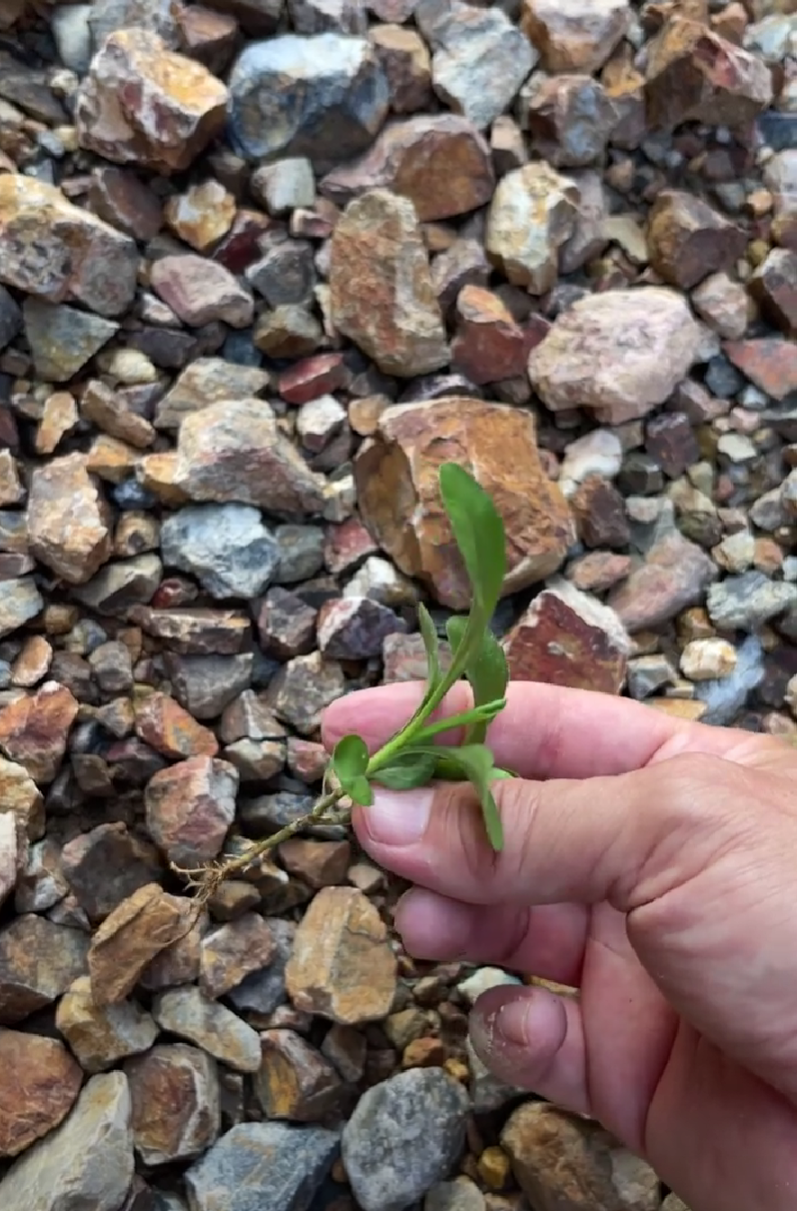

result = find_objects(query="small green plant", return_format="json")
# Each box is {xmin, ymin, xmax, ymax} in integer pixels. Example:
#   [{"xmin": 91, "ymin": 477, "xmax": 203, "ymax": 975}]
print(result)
[{"xmin": 175, "ymin": 462, "xmax": 512, "ymax": 906}]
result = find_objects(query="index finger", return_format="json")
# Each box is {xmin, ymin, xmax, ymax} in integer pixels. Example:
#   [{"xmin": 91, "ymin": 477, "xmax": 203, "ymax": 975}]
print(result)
[{"xmin": 321, "ymin": 680, "xmax": 753, "ymax": 781}]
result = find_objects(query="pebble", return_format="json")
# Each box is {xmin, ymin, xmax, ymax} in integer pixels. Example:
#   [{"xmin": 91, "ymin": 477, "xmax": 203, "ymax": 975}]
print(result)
[
  {"xmin": 134, "ymin": 691, "xmax": 219, "ymax": 760},
  {"xmin": 150, "ymin": 254, "xmax": 254, "ymax": 328},
  {"xmin": 200, "ymin": 912, "xmax": 277, "ymax": 999},
  {"xmin": 87, "ymin": 883, "xmax": 186, "ymax": 1006},
  {"xmin": 609, "ymin": 531, "xmax": 717, "ymax": 632},
  {"xmin": 145, "ymin": 755, "xmax": 238, "ymax": 869},
  {"xmin": 56, "ymin": 975, "xmax": 158, "ymax": 1073},
  {"xmin": 266, "ymin": 650, "xmax": 346, "ymax": 734},
  {"xmin": 681, "ymin": 637, "xmax": 738, "ymax": 681},
  {"xmin": 165, "ymin": 180, "xmax": 236, "ymax": 252},
  {"xmin": 126, "ymin": 1042, "xmax": 220, "ymax": 1164},
  {"xmin": 342, "ymin": 1067, "xmax": 469, "ymax": 1211},
  {"xmin": 252, "ymin": 157, "xmax": 316, "ymax": 215},
  {"xmin": 0, "ymin": 1028, "xmax": 82, "ymax": 1157},
  {"xmin": 724, "ymin": 337, "xmax": 797, "ymax": 400},
  {"xmin": 317, "ymin": 595, "xmax": 406, "ymax": 658},
  {"xmin": 27, "ymin": 454, "xmax": 111, "ymax": 585},
  {"xmin": 521, "ymin": 0, "xmax": 631, "ymax": 73},
  {"xmin": 647, "ymin": 189, "xmax": 746, "ymax": 290},
  {"xmin": 707, "ymin": 571, "xmax": 797, "ymax": 631},
  {"xmin": 0, "ymin": 682, "xmax": 79, "ymax": 783},
  {"xmin": 751, "ymin": 247, "xmax": 797, "ymax": 337},
  {"xmin": 161, "ymin": 504, "xmax": 280, "ymax": 600},
  {"xmin": 486, "ymin": 162, "xmax": 578, "ymax": 295},
  {"xmin": 152, "ymin": 986, "xmax": 262, "ymax": 1072},
  {"xmin": 22, "ymin": 299, "xmax": 118, "ymax": 382},
  {"xmin": 0, "ymin": 578, "xmax": 43, "ymax": 640},
  {"xmin": 154, "ymin": 358, "xmax": 270, "ymax": 431},
  {"xmin": 256, "ymin": 1028, "xmax": 344, "ymax": 1120},
  {"xmin": 525, "ymin": 75, "xmax": 617, "ymax": 168}
]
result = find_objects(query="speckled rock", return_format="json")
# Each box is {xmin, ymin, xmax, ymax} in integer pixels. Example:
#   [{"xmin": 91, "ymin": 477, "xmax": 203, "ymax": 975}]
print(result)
[
  {"xmin": 126, "ymin": 1043, "xmax": 220, "ymax": 1164},
  {"xmin": 521, "ymin": 0, "xmax": 631, "ymax": 73},
  {"xmin": 609, "ymin": 532, "xmax": 718, "ymax": 632},
  {"xmin": 27, "ymin": 454, "xmax": 112, "ymax": 585},
  {"xmin": 0, "ymin": 1028, "xmax": 83, "ymax": 1157},
  {"xmin": 23, "ymin": 300, "xmax": 119, "ymax": 383},
  {"xmin": 161, "ymin": 504, "xmax": 280, "ymax": 600},
  {"xmin": 0, "ymin": 914, "xmax": 89, "ymax": 1025},
  {"xmin": 56, "ymin": 975, "xmax": 158, "ymax": 1073},
  {"xmin": 0, "ymin": 682, "xmax": 79, "ymax": 783},
  {"xmin": 145, "ymin": 755, "xmax": 238, "ymax": 869},
  {"xmin": 486, "ymin": 162, "xmax": 578, "ymax": 294}
]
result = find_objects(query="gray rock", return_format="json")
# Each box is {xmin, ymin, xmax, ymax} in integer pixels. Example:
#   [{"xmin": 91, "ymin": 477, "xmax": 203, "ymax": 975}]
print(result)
[
  {"xmin": 275, "ymin": 525, "xmax": 326, "ymax": 583},
  {"xmin": 0, "ymin": 1071, "xmax": 134, "ymax": 1211},
  {"xmin": 0, "ymin": 577, "xmax": 43, "ymax": 640},
  {"xmin": 23, "ymin": 299, "xmax": 118, "ymax": 382},
  {"xmin": 707, "ymin": 571, "xmax": 797, "ymax": 631},
  {"xmin": 185, "ymin": 1121, "xmax": 339, "ymax": 1211},
  {"xmin": 287, "ymin": 0, "xmax": 366, "ymax": 33},
  {"xmin": 228, "ymin": 35, "xmax": 390, "ymax": 169},
  {"xmin": 228, "ymin": 918, "xmax": 295, "ymax": 1015},
  {"xmin": 342, "ymin": 1068, "xmax": 469, "ymax": 1211},
  {"xmin": 693, "ymin": 635, "xmax": 765, "ymax": 726},
  {"xmin": 152, "ymin": 986, "xmax": 262, "ymax": 1073},
  {"xmin": 51, "ymin": 3, "xmax": 93, "ymax": 72},
  {"xmin": 0, "ymin": 285, "xmax": 21, "ymax": 350},
  {"xmin": 88, "ymin": 0, "xmax": 181, "ymax": 51},
  {"xmin": 251, "ymin": 158, "xmax": 316, "ymax": 216},
  {"xmin": 71, "ymin": 554, "xmax": 163, "ymax": 615},
  {"xmin": 165, "ymin": 653, "xmax": 254, "ymax": 720},
  {"xmin": 161, "ymin": 505, "xmax": 280, "ymax": 600}
]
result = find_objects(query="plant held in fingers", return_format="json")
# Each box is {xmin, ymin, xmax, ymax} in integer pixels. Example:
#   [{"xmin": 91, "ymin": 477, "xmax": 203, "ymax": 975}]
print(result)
[{"xmin": 173, "ymin": 462, "xmax": 512, "ymax": 905}]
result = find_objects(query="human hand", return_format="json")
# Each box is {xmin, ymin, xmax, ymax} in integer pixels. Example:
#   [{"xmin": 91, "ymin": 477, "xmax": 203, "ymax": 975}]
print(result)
[{"xmin": 323, "ymin": 680, "xmax": 797, "ymax": 1211}]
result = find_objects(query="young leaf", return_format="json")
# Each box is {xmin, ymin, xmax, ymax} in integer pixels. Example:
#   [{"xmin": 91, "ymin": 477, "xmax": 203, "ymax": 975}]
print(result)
[
  {"xmin": 439, "ymin": 462, "xmax": 506, "ymax": 616},
  {"xmin": 412, "ymin": 699, "xmax": 506, "ymax": 743},
  {"xmin": 332, "ymin": 734, "xmax": 369, "ymax": 789},
  {"xmin": 370, "ymin": 751, "xmax": 438, "ymax": 790},
  {"xmin": 348, "ymin": 774, "xmax": 374, "ymax": 807},
  {"xmin": 411, "ymin": 743, "xmax": 506, "ymax": 852},
  {"xmin": 417, "ymin": 603, "xmax": 441, "ymax": 690},
  {"xmin": 446, "ymin": 617, "xmax": 508, "ymax": 744}
]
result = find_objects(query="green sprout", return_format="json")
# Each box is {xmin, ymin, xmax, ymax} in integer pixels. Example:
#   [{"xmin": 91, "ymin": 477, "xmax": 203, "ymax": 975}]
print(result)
[{"xmin": 175, "ymin": 462, "xmax": 512, "ymax": 906}]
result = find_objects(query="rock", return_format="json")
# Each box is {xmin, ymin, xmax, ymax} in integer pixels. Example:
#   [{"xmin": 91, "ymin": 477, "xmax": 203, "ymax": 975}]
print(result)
[
  {"xmin": 286, "ymin": 886, "xmax": 397, "ymax": 1024},
  {"xmin": 504, "ymin": 579, "xmax": 630, "ymax": 695},
  {"xmin": 126, "ymin": 1043, "xmax": 220, "ymax": 1164},
  {"xmin": 256, "ymin": 1029, "xmax": 344, "ymax": 1120},
  {"xmin": 0, "ymin": 757, "xmax": 43, "ymax": 840},
  {"xmin": 134, "ymin": 691, "xmax": 218, "ymax": 760},
  {"xmin": 520, "ymin": 0, "xmax": 631, "ymax": 73},
  {"xmin": 228, "ymin": 34, "xmax": 389, "ymax": 168},
  {"xmin": 723, "ymin": 337, "xmax": 797, "ymax": 399},
  {"xmin": 426, "ymin": 1180, "xmax": 486, "ymax": 1211},
  {"xmin": 145, "ymin": 755, "xmax": 238, "ymax": 869},
  {"xmin": 76, "ymin": 29, "xmax": 228, "ymax": 172},
  {"xmin": 80, "ymin": 380, "xmax": 155, "ymax": 450},
  {"xmin": 184, "ymin": 1121, "xmax": 340, "ymax": 1211},
  {"xmin": 161, "ymin": 504, "xmax": 279, "ymax": 600},
  {"xmin": 764, "ymin": 149, "xmax": 797, "ymax": 251},
  {"xmin": 525, "ymin": 75, "xmax": 616, "ymax": 168},
  {"xmin": 61, "ymin": 822, "xmax": 162, "ymax": 923},
  {"xmin": 750, "ymin": 248, "xmax": 797, "ymax": 336},
  {"xmin": 150, "ymin": 255, "xmax": 254, "ymax": 328},
  {"xmin": 486, "ymin": 162, "xmax": 578, "ymax": 295},
  {"xmin": 571, "ymin": 475, "xmax": 630, "ymax": 547},
  {"xmin": 355, "ymin": 398, "xmax": 574, "ymax": 610},
  {"xmin": 529, "ymin": 288, "xmax": 704, "ymax": 425},
  {"xmin": 154, "ymin": 359, "xmax": 270, "ymax": 431},
  {"xmin": 691, "ymin": 272, "xmax": 749, "ymax": 340},
  {"xmin": 0, "ymin": 175, "xmax": 138, "ymax": 318},
  {"xmin": 253, "ymin": 304, "xmax": 322, "ymax": 359},
  {"xmin": 644, "ymin": 18, "xmax": 773, "ymax": 129},
  {"xmin": 681, "ymin": 637, "xmax": 737, "ymax": 680},
  {"xmin": 707, "ymin": 571, "xmax": 797, "ymax": 630},
  {"xmin": 266, "ymin": 650, "xmax": 347, "ymax": 734},
  {"xmin": 252, "ymin": 157, "xmax": 316, "ymax": 215},
  {"xmin": 450, "ymin": 286, "xmax": 531, "ymax": 385},
  {"xmin": 0, "ymin": 1072, "xmax": 134, "ymax": 1211},
  {"xmin": 165, "ymin": 180, "xmax": 236, "ymax": 252},
  {"xmin": 342, "ymin": 1068, "xmax": 469, "ymax": 1211},
  {"xmin": 152, "ymin": 986, "xmax": 262, "ymax": 1072},
  {"xmin": 502, "ymin": 1101, "xmax": 658, "ymax": 1211},
  {"xmin": 87, "ymin": 883, "xmax": 186, "ymax": 1005},
  {"xmin": 56, "ymin": 975, "xmax": 158, "ymax": 1073},
  {"xmin": 166, "ymin": 652, "xmax": 254, "ymax": 720},
  {"xmin": 140, "ymin": 901, "xmax": 204, "ymax": 992},
  {"xmin": 645, "ymin": 413, "xmax": 699, "ymax": 480},
  {"xmin": 0, "ymin": 1028, "xmax": 82, "ymax": 1158},
  {"xmin": 200, "ymin": 912, "xmax": 277, "ymax": 999},
  {"xmin": 0, "ymin": 682, "xmax": 78, "ymax": 783},
  {"xmin": 0, "ymin": 578, "xmax": 43, "ymax": 640},
  {"xmin": 647, "ymin": 190, "xmax": 746, "ymax": 289},
  {"xmin": 0, "ymin": 915, "xmax": 89, "ymax": 1024},
  {"xmin": 609, "ymin": 532, "xmax": 718, "ymax": 632},
  {"xmin": 369, "ymin": 23, "xmax": 432, "ymax": 113},
  {"xmin": 317, "ymin": 596, "xmax": 406, "ymax": 658},
  {"xmin": 72, "ymin": 554, "xmax": 163, "ymax": 615},
  {"xmin": 0, "ymin": 814, "xmax": 18, "ymax": 909},
  {"xmin": 22, "ymin": 300, "xmax": 118, "ymax": 383},
  {"xmin": 27, "ymin": 454, "xmax": 112, "ymax": 585},
  {"xmin": 0, "ymin": 285, "xmax": 21, "ymax": 349},
  {"xmin": 173, "ymin": 399, "xmax": 327, "ymax": 517},
  {"xmin": 279, "ymin": 839, "xmax": 351, "ymax": 888},
  {"xmin": 321, "ymin": 114, "xmax": 494, "ymax": 223},
  {"xmin": 329, "ymin": 189, "xmax": 448, "ymax": 377}
]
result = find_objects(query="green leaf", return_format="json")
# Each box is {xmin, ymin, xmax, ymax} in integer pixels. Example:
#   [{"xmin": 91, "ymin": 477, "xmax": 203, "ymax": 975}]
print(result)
[
  {"xmin": 411, "ymin": 743, "xmax": 506, "ymax": 852},
  {"xmin": 446, "ymin": 618, "xmax": 508, "ymax": 744},
  {"xmin": 332, "ymin": 734, "xmax": 369, "ymax": 790},
  {"xmin": 371, "ymin": 751, "xmax": 438, "ymax": 790},
  {"xmin": 348, "ymin": 774, "xmax": 374, "ymax": 807},
  {"xmin": 439, "ymin": 463, "xmax": 506, "ymax": 617},
  {"xmin": 413, "ymin": 699, "xmax": 506, "ymax": 743},
  {"xmin": 417, "ymin": 603, "xmax": 441, "ymax": 691}
]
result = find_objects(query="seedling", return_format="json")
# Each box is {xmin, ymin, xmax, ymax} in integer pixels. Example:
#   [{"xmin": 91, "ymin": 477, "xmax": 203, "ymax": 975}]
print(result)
[{"xmin": 174, "ymin": 462, "xmax": 512, "ymax": 906}]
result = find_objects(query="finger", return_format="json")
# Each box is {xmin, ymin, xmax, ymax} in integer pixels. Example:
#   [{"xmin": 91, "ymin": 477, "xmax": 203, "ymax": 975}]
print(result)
[
  {"xmin": 394, "ymin": 888, "xmax": 588, "ymax": 985},
  {"xmin": 469, "ymin": 984, "xmax": 589, "ymax": 1116},
  {"xmin": 322, "ymin": 679, "xmax": 763, "ymax": 782}
]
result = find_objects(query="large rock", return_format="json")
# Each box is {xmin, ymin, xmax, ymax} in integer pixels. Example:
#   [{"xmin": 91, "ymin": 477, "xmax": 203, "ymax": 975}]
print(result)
[
  {"xmin": 0, "ymin": 683, "xmax": 79, "ymax": 783},
  {"xmin": 228, "ymin": 34, "xmax": 389, "ymax": 168},
  {"xmin": 528, "ymin": 288, "xmax": 704, "ymax": 424},
  {"xmin": 126, "ymin": 1042, "xmax": 220, "ymax": 1164},
  {"xmin": 355, "ymin": 398, "xmax": 575, "ymax": 610},
  {"xmin": 329, "ymin": 189, "xmax": 448, "ymax": 377},
  {"xmin": 609, "ymin": 531, "xmax": 718, "ymax": 632},
  {"xmin": 520, "ymin": 0, "xmax": 631, "ymax": 73},
  {"xmin": 647, "ymin": 190, "xmax": 746, "ymax": 290},
  {"xmin": 0, "ymin": 1029, "xmax": 83, "ymax": 1158},
  {"xmin": 160, "ymin": 504, "xmax": 280, "ymax": 600}
]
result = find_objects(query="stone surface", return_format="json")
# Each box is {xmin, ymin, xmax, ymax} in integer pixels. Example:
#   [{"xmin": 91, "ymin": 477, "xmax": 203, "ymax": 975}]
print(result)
[
  {"xmin": 152, "ymin": 985, "xmax": 262, "ymax": 1072},
  {"xmin": 647, "ymin": 190, "xmax": 746, "ymax": 289},
  {"xmin": 609, "ymin": 532, "xmax": 718, "ymax": 632},
  {"xmin": 751, "ymin": 248, "xmax": 797, "ymax": 337},
  {"xmin": 317, "ymin": 595, "xmax": 406, "ymax": 658},
  {"xmin": 161, "ymin": 504, "xmax": 280, "ymax": 599},
  {"xmin": 155, "ymin": 359, "xmax": 270, "ymax": 431},
  {"xmin": 708, "ymin": 571, "xmax": 797, "ymax": 630},
  {"xmin": 150, "ymin": 255, "xmax": 254, "ymax": 328},
  {"xmin": 200, "ymin": 912, "xmax": 277, "ymax": 999},
  {"xmin": 521, "ymin": 0, "xmax": 631, "ymax": 73},
  {"xmin": 61, "ymin": 823, "xmax": 161, "ymax": 923},
  {"xmin": 57, "ymin": 975, "xmax": 158, "ymax": 1073},
  {"xmin": 126, "ymin": 1042, "xmax": 220, "ymax": 1164},
  {"xmin": 0, "ymin": 578, "xmax": 43, "ymax": 641},
  {"xmin": 0, "ymin": 1028, "xmax": 83, "ymax": 1157},
  {"xmin": 724, "ymin": 338, "xmax": 797, "ymax": 400},
  {"xmin": 486, "ymin": 162, "xmax": 578, "ymax": 294},
  {"xmin": 27, "ymin": 455, "xmax": 111, "ymax": 585},
  {"xmin": 256, "ymin": 1029, "xmax": 343, "ymax": 1121},
  {"xmin": 355, "ymin": 398, "xmax": 574, "ymax": 610},
  {"xmin": 23, "ymin": 300, "xmax": 119, "ymax": 383},
  {"xmin": 87, "ymin": 883, "xmax": 186, "ymax": 1005},
  {"xmin": 145, "ymin": 755, "xmax": 238, "ymax": 868},
  {"xmin": 0, "ymin": 683, "xmax": 79, "ymax": 784}
]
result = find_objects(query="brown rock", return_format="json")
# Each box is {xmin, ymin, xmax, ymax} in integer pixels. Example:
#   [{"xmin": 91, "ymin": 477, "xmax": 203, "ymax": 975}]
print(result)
[
  {"xmin": 154, "ymin": 358, "xmax": 270, "ymax": 430},
  {"xmin": 126, "ymin": 1043, "xmax": 220, "ymax": 1164},
  {"xmin": 647, "ymin": 190, "xmax": 746, "ymax": 289},
  {"xmin": 601, "ymin": 42, "xmax": 646, "ymax": 148},
  {"xmin": 571, "ymin": 476, "xmax": 630, "ymax": 548},
  {"xmin": 134, "ymin": 691, "xmax": 219, "ymax": 759},
  {"xmin": 0, "ymin": 915, "xmax": 89, "ymax": 1024},
  {"xmin": 80, "ymin": 381, "xmax": 155, "ymax": 451},
  {"xmin": 723, "ymin": 337, "xmax": 797, "ymax": 399},
  {"xmin": 0, "ymin": 682, "xmax": 78, "ymax": 784},
  {"xmin": 27, "ymin": 454, "xmax": 112, "ymax": 585},
  {"xmin": 644, "ymin": 18, "xmax": 773, "ymax": 129},
  {"xmin": 87, "ymin": 883, "xmax": 186, "ymax": 1005},
  {"xmin": 140, "ymin": 901, "xmax": 205, "ymax": 992},
  {"xmin": 504, "ymin": 580, "xmax": 630, "ymax": 695},
  {"xmin": 521, "ymin": 0, "xmax": 631, "ymax": 73},
  {"xmin": 56, "ymin": 975, "xmax": 158, "ymax": 1074},
  {"xmin": 150, "ymin": 255, "xmax": 254, "ymax": 328},
  {"xmin": 486, "ymin": 162, "xmax": 578, "ymax": 295},
  {"xmin": 285, "ymin": 886, "xmax": 397, "ymax": 1025},
  {"xmin": 321, "ymin": 114, "xmax": 494, "ymax": 223},
  {"xmin": 164, "ymin": 180, "xmax": 236, "ymax": 251},
  {"xmin": 609, "ymin": 531, "xmax": 718, "ymax": 632},
  {"xmin": 329, "ymin": 188, "xmax": 448, "ymax": 376},
  {"xmin": 355, "ymin": 398, "xmax": 575, "ymax": 610},
  {"xmin": 566, "ymin": 551, "xmax": 632, "ymax": 593},
  {"xmin": 88, "ymin": 166, "xmax": 163, "ymax": 242},
  {"xmin": 691, "ymin": 271, "xmax": 749, "ymax": 339},
  {"xmin": 0, "ymin": 1029, "xmax": 83, "ymax": 1157},
  {"xmin": 76, "ymin": 29, "xmax": 228, "ymax": 173},
  {"xmin": 256, "ymin": 1029, "xmax": 343, "ymax": 1121},
  {"xmin": 144, "ymin": 755, "xmax": 238, "ymax": 869},
  {"xmin": 750, "ymin": 247, "xmax": 797, "ymax": 336},
  {"xmin": 199, "ymin": 912, "xmax": 277, "ymax": 999},
  {"xmin": 502, "ymin": 1101, "xmax": 659, "ymax": 1211},
  {"xmin": 645, "ymin": 412, "xmax": 700, "ymax": 479},
  {"xmin": 279, "ymin": 839, "xmax": 352, "ymax": 889},
  {"xmin": 450, "ymin": 286, "xmax": 531, "ymax": 385},
  {"xmin": 0, "ymin": 175, "xmax": 138, "ymax": 318},
  {"xmin": 525, "ymin": 75, "xmax": 616, "ymax": 168},
  {"xmin": 0, "ymin": 756, "xmax": 43, "ymax": 839},
  {"xmin": 370, "ymin": 23, "xmax": 432, "ymax": 113}
]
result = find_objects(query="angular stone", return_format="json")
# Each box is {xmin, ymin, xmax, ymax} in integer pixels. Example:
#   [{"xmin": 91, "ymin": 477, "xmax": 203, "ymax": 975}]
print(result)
[
  {"xmin": 342, "ymin": 1068, "xmax": 469, "ymax": 1211},
  {"xmin": 0, "ymin": 577, "xmax": 43, "ymax": 640},
  {"xmin": 681, "ymin": 637, "xmax": 737, "ymax": 681},
  {"xmin": 647, "ymin": 190, "xmax": 746, "ymax": 290},
  {"xmin": 750, "ymin": 248, "xmax": 797, "ymax": 337},
  {"xmin": 450, "ymin": 285, "xmax": 530, "ymax": 385},
  {"xmin": 0, "ymin": 915, "xmax": 89, "ymax": 1024},
  {"xmin": 165, "ymin": 180, "xmax": 236, "ymax": 252},
  {"xmin": 521, "ymin": 0, "xmax": 631, "ymax": 73},
  {"xmin": 27, "ymin": 454, "xmax": 111, "ymax": 584},
  {"xmin": 0, "ymin": 682, "xmax": 78, "ymax": 784},
  {"xmin": 185, "ymin": 1122, "xmax": 340, "ymax": 1211},
  {"xmin": 0, "ymin": 1073, "xmax": 134, "ymax": 1211},
  {"xmin": 486, "ymin": 162, "xmax": 578, "ymax": 295},
  {"xmin": 23, "ymin": 300, "xmax": 118, "ymax": 383},
  {"xmin": 56, "ymin": 975, "xmax": 158, "ymax": 1073},
  {"xmin": 165, "ymin": 652, "xmax": 254, "ymax": 720},
  {"xmin": 525, "ymin": 75, "xmax": 616, "ymax": 168},
  {"xmin": 0, "ymin": 1028, "xmax": 82, "ymax": 1158},
  {"xmin": 134, "ymin": 691, "xmax": 218, "ymax": 760},
  {"xmin": 764, "ymin": 149, "xmax": 797, "ymax": 252},
  {"xmin": 228, "ymin": 34, "xmax": 389, "ymax": 168},
  {"xmin": 252, "ymin": 156, "xmax": 316, "ymax": 215},
  {"xmin": 0, "ymin": 175, "xmax": 138, "ymax": 318},
  {"xmin": 72, "ymin": 554, "xmax": 163, "ymax": 615},
  {"xmin": 200, "ymin": 912, "xmax": 277, "ymax": 999},
  {"xmin": 0, "ymin": 756, "xmax": 43, "ymax": 841},
  {"xmin": 256, "ymin": 1029, "xmax": 343, "ymax": 1121},
  {"xmin": 529, "ymin": 288, "xmax": 703, "ymax": 424},
  {"xmin": 355, "ymin": 398, "xmax": 574, "ymax": 610},
  {"xmin": 87, "ymin": 883, "xmax": 186, "ymax": 1005},
  {"xmin": 174, "ymin": 399, "xmax": 327, "ymax": 517},
  {"xmin": 152, "ymin": 986, "xmax": 262, "ymax": 1072},
  {"xmin": 329, "ymin": 189, "xmax": 448, "ymax": 377},
  {"xmin": 88, "ymin": 0, "xmax": 182, "ymax": 51},
  {"xmin": 76, "ymin": 29, "xmax": 228, "ymax": 172},
  {"xmin": 317, "ymin": 596, "xmax": 406, "ymax": 659},
  {"xmin": 609, "ymin": 532, "xmax": 718, "ymax": 632},
  {"xmin": 266, "ymin": 650, "xmax": 347, "ymax": 734},
  {"xmin": 254, "ymin": 304, "xmax": 322, "ymax": 359},
  {"xmin": 571, "ymin": 475, "xmax": 630, "ymax": 548},
  {"xmin": 321, "ymin": 113, "xmax": 494, "ymax": 223},
  {"xmin": 161, "ymin": 504, "xmax": 279, "ymax": 600},
  {"xmin": 0, "ymin": 814, "xmax": 18, "ymax": 909},
  {"xmin": 369, "ymin": 23, "xmax": 431, "ymax": 113},
  {"xmin": 723, "ymin": 337, "xmax": 797, "ymax": 399},
  {"xmin": 692, "ymin": 272, "xmax": 749, "ymax": 340},
  {"xmin": 645, "ymin": 413, "xmax": 700, "ymax": 480},
  {"xmin": 134, "ymin": 606, "xmax": 250, "ymax": 655},
  {"xmin": 150, "ymin": 255, "xmax": 254, "ymax": 328},
  {"xmin": 88, "ymin": 164, "xmax": 164, "ymax": 241},
  {"xmin": 61, "ymin": 822, "xmax": 162, "ymax": 923},
  {"xmin": 80, "ymin": 380, "xmax": 156, "ymax": 450},
  {"xmin": 126, "ymin": 1043, "xmax": 220, "ymax": 1164},
  {"xmin": 145, "ymin": 755, "xmax": 238, "ymax": 869},
  {"xmin": 286, "ymin": 886, "xmax": 397, "ymax": 1025},
  {"xmin": 140, "ymin": 900, "xmax": 205, "ymax": 992},
  {"xmin": 154, "ymin": 358, "xmax": 270, "ymax": 430},
  {"xmin": 504, "ymin": 580, "xmax": 630, "ymax": 695},
  {"xmin": 707, "ymin": 571, "xmax": 797, "ymax": 630},
  {"xmin": 279, "ymin": 839, "xmax": 351, "ymax": 889}
]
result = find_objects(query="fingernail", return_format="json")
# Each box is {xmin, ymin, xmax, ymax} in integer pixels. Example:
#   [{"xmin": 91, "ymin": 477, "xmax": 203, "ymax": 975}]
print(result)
[
  {"xmin": 495, "ymin": 999, "xmax": 532, "ymax": 1048},
  {"xmin": 366, "ymin": 788, "xmax": 433, "ymax": 846}
]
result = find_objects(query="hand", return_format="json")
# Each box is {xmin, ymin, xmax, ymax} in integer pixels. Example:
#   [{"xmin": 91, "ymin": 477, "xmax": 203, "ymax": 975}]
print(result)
[{"xmin": 323, "ymin": 680, "xmax": 797, "ymax": 1211}]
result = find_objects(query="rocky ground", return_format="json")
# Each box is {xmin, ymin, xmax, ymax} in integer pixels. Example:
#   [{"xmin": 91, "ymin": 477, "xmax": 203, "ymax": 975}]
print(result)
[{"xmin": 0, "ymin": 0, "xmax": 795, "ymax": 1208}]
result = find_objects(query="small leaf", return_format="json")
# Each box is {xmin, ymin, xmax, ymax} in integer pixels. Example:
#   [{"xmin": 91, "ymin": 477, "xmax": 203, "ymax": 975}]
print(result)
[
  {"xmin": 439, "ymin": 463, "xmax": 506, "ymax": 617},
  {"xmin": 332, "ymin": 734, "xmax": 369, "ymax": 789},
  {"xmin": 348, "ymin": 775, "xmax": 374, "ymax": 807},
  {"xmin": 446, "ymin": 618, "xmax": 508, "ymax": 744},
  {"xmin": 417, "ymin": 603, "xmax": 441, "ymax": 690},
  {"xmin": 413, "ymin": 699, "xmax": 506, "ymax": 743},
  {"xmin": 412, "ymin": 743, "xmax": 506, "ymax": 852},
  {"xmin": 371, "ymin": 752, "xmax": 438, "ymax": 790}
]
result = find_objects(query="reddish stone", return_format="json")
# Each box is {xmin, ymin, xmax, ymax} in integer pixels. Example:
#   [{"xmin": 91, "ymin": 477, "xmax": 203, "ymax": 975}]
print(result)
[
  {"xmin": 278, "ymin": 354, "xmax": 348, "ymax": 405},
  {"xmin": 571, "ymin": 476, "xmax": 630, "ymax": 549},
  {"xmin": 750, "ymin": 248, "xmax": 797, "ymax": 337},
  {"xmin": 450, "ymin": 286, "xmax": 530, "ymax": 385},
  {"xmin": 645, "ymin": 412, "xmax": 700, "ymax": 478},
  {"xmin": 323, "ymin": 516, "xmax": 379, "ymax": 575},
  {"xmin": 724, "ymin": 338, "xmax": 797, "ymax": 400},
  {"xmin": 211, "ymin": 210, "xmax": 273, "ymax": 274},
  {"xmin": 0, "ymin": 682, "xmax": 79, "ymax": 783},
  {"xmin": 286, "ymin": 737, "xmax": 329, "ymax": 783},
  {"xmin": 566, "ymin": 551, "xmax": 632, "ymax": 593}
]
